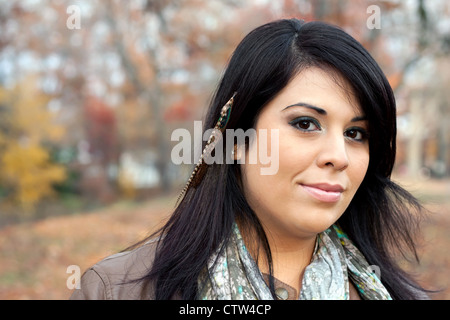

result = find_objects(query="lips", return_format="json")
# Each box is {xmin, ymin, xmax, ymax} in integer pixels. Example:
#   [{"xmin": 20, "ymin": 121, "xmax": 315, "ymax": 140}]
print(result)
[{"xmin": 300, "ymin": 183, "xmax": 344, "ymax": 203}]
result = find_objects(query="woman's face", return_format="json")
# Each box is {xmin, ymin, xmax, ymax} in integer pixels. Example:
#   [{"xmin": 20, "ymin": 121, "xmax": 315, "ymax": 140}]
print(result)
[{"xmin": 240, "ymin": 67, "xmax": 370, "ymax": 241}]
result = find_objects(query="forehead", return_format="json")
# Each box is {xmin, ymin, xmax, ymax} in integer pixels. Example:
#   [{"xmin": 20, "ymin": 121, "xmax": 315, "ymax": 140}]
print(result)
[{"xmin": 266, "ymin": 67, "xmax": 362, "ymax": 116}]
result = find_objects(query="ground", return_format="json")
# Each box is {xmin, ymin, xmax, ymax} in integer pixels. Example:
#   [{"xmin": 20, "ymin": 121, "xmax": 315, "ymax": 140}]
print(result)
[{"xmin": 0, "ymin": 178, "xmax": 449, "ymax": 299}]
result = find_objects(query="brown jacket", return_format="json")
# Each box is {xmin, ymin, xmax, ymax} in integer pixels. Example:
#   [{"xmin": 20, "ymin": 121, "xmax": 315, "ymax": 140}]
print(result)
[{"xmin": 70, "ymin": 239, "xmax": 361, "ymax": 300}]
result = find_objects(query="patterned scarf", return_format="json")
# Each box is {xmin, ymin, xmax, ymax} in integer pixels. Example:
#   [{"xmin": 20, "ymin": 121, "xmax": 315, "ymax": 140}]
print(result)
[{"xmin": 198, "ymin": 223, "xmax": 392, "ymax": 300}]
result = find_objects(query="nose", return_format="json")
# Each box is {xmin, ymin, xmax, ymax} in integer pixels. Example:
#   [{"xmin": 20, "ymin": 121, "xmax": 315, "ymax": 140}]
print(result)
[{"xmin": 316, "ymin": 134, "xmax": 349, "ymax": 171}]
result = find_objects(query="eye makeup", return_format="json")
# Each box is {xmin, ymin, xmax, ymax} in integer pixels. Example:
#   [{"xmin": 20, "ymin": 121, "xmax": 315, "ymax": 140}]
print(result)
[
  {"xmin": 289, "ymin": 116, "xmax": 321, "ymax": 132},
  {"xmin": 285, "ymin": 107, "xmax": 369, "ymax": 143}
]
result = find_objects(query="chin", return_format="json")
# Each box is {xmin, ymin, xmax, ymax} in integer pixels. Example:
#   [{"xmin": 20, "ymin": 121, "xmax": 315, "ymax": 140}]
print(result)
[{"xmin": 290, "ymin": 212, "xmax": 343, "ymax": 237}]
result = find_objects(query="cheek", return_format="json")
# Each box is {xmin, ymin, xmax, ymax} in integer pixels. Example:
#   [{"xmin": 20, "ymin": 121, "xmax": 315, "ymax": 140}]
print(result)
[
  {"xmin": 348, "ymin": 151, "xmax": 370, "ymax": 190},
  {"xmin": 240, "ymin": 162, "xmax": 265, "ymax": 213},
  {"xmin": 278, "ymin": 140, "xmax": 316, "ymax": 171},
  {"xmin": 247, "ymin": 133, "xmax": 314, "ymax": 183},
  {"xmin": 240, "ymin": 137, "xmax": 314, "ymax": 206}
]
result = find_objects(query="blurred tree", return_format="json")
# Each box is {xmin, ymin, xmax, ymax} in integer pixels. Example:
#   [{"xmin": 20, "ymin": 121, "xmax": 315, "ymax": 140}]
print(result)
[
  {"xmin": 388, "ymin": 0, "xmax": 450, "ymax": 178},
  {"xmin": 83, "ymin": 96, "xmax": 118, "ymax": 167},
  {"xmin": 101, "ymin": 0, "xmax": 253, "ymax": 192},
  {"xmin": 0, "ymin": 76, "xmax": 66, "ymax": 215}
]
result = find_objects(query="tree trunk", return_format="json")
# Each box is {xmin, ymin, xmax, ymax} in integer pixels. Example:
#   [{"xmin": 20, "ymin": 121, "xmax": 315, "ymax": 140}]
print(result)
[{"xmin": 407, "ymin": 95, "xmax": 423, "ymax": 179}]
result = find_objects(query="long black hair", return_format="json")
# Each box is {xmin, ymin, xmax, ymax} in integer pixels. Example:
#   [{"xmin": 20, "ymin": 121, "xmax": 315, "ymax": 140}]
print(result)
[{"xmin": 135, "ymin": 19, "xmax": 427, "ymax": 300}]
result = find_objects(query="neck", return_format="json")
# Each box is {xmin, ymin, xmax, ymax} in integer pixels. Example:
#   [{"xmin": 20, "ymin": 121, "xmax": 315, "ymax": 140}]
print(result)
[{"xmin": 241, "ymin": 224, "xmax": 318, "ymax": 295}]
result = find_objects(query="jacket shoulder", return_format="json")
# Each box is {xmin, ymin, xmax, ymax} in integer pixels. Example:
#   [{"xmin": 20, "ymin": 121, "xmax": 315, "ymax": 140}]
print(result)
[{"xmin": 70, "ymin": 239, "xmax": 159, "ymax": 300}]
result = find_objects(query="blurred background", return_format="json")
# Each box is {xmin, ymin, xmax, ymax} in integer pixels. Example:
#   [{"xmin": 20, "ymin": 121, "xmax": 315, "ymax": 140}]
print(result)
[{"xmin": 0, "ymin": 0, "xmax": 449, "ymax": 299}]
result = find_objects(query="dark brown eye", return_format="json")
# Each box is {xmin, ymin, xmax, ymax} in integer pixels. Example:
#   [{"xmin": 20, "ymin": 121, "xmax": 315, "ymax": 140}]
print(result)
[
  {"xmin": 344, "ymin": 128, "xmax": 369, "ymax": 142},
  {"xmin": 346, "ymin": 129, "xmax": 358, "ymax": 139},
  {"xmin": 289, "ymin": 117, "xmax": 321, "ymax": 132},
  {"xmin": 298, "ymin": 120, "xmax": 313, "ymax": 130}
]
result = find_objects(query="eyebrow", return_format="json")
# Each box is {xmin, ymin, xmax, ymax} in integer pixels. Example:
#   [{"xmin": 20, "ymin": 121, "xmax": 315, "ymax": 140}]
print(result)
[
  {"xmin": 283, "ymin": 102, "xmax": 326, "ymax": 115},
  {"xmin": 282, "ymin": 102, "xmax": 367, "ymax": 122}
]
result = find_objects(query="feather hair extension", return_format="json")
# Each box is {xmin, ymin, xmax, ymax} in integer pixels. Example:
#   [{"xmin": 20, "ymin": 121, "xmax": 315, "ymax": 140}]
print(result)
[{"xmin": 175, "ymin": 92, "xmax": 236, "ymax": 206}]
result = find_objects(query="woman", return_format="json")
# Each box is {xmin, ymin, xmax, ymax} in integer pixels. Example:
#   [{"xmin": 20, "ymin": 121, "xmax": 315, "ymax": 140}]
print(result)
[{"xmin": 71, "ymin": 19, "xmax": 428, "ymax": 300}]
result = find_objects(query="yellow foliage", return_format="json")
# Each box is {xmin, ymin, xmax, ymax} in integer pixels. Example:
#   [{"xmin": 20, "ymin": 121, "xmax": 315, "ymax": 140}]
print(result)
[
  {"xmin": 0, "ymin": 76, "xmax": 67, "ymax": 212},
  {"xmin": 0, "ymin": 75, "xmax": 65, "ymax": 146},
  {"xmin": 1, "ymin": 142, "xmax": 66, "ymax": 208}
]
